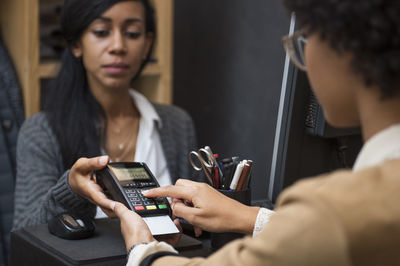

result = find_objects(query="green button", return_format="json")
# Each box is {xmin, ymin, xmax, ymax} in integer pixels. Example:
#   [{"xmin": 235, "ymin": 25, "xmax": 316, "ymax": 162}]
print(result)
[{"xmin": 158, "ymin": 204, "xmax": 167, "ymax": 209}]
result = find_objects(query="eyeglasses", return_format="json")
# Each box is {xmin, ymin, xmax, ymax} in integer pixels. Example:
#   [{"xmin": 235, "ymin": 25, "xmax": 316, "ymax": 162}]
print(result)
[{"xmin": 282, "ymin": 29, "xmax": 308, "ymax": 71}]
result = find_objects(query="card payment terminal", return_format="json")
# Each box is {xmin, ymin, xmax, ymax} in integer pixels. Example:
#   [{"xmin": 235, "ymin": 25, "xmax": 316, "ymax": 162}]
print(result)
[{"xmin": 95, "ymin": 162, "xmax": 172, "ymax": 217}]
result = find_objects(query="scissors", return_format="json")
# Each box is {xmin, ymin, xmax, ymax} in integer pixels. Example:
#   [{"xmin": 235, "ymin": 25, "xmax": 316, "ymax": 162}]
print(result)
[{"xmin": 189, "ymin": 147, "xmax": 215, "ymax": 185}]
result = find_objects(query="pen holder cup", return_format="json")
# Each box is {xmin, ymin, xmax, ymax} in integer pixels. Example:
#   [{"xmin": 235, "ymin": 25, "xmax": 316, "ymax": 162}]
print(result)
[{"xmin": 210, "ymin": 188, "xmax": 251, "ymax": 251}]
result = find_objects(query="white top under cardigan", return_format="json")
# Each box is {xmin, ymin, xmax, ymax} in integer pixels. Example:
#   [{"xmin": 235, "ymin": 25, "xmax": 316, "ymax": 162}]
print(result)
[{"xmin": 96, "ymin": 89, "xmax": 171, "ymax": 218}]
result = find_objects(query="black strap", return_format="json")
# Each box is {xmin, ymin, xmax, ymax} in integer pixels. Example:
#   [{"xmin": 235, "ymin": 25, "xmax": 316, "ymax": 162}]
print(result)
[
  {"xmin": 0, "ymin": 33, "xmax": 23, "ymax": 266},
  {"xmin": 0, "ymin": 220, "xmax": 6, "ymax": 266},
  {"xmin": 0, "ymin": 84, "xmax": 15, "ymax": 266},
  {"xmin": 0, "ymin": 35, "xmax": 24, "ymax": 181},
  {"xmin": 0, "ymin": 34, "xmax": 24, "ymax": 127},
  {"xmin": 139, "ymin": 251, "xmax": 182, "ymax": 266}
]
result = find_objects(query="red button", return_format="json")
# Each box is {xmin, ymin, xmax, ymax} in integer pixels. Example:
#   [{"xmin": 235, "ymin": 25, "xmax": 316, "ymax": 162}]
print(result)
[{"xmin": 134, "ymin": 206, "xmax": 145, "ymax": 211}]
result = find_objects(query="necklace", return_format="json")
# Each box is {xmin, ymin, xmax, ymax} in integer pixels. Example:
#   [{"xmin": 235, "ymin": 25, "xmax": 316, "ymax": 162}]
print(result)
[{"xmin": 106, "ymin": 115, "xmax": 140, "ymax": 162}]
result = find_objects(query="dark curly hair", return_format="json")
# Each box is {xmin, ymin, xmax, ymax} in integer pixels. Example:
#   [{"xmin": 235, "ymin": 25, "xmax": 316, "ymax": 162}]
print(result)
[{"xmin": 283, "ymin": 0, "xmax": 400, "ymax": 99}]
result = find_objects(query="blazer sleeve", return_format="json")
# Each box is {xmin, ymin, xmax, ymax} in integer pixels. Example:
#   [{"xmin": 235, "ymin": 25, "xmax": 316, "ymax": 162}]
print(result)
[
  {"xmin": 150, "ymin": 179, "xmax": 352, "ymax": 266},
  {"xmin": 12, "ymin": 113, "xmax": 95, "ymax": 230}
]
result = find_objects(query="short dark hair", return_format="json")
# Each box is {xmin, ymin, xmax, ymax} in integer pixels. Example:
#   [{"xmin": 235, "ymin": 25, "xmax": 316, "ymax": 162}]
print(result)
[
  {"xmin": 283, "ymin": 0, "xmax": 400, "ymax": 99},
  {"xmin": 45, "ymin": 0, "xmax": 156, "ymax": 170}
]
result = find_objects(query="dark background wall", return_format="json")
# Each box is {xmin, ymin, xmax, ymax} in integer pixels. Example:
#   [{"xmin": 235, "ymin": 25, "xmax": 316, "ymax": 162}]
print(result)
[{"xmin": 173, "ymin": 0, "xmax": 290, "ymax": 201}]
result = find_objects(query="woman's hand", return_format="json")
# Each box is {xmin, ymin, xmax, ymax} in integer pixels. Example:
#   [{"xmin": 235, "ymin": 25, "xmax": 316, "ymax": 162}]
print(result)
[
  {"xmin": 142, "ymin": 179, "xmax": 260, "ymax": 234},
  {"xmin": 68, "ymin": 155, "xmax": 115, "ymax": 213},
  {"xmin": 112, "ymin": 202, "xmax": 156, "ymax": 251}
]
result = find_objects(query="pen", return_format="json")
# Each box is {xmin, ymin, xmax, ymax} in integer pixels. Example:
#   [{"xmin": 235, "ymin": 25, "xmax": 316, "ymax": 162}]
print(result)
[
  {"xmin": 222, "ymin": 156, "xmax": 239, "ymax": 164},
  {"xmin": 221, "ymin": 161, "xmax": 234, "ymax": 189},
  {"xmin": 243, "ymin": 160, "xmax": 253, "ymax": 189},
  {"xmin": 236, "ymin": 163, "xmax": 251, "ymax": 190},
  {"xmin": 229, "ymin": 161, "xmax": 245, "ymax": 190},
  {"xmin": 213, "ymin": 165, "xmax": 220, "ymax": 189}
]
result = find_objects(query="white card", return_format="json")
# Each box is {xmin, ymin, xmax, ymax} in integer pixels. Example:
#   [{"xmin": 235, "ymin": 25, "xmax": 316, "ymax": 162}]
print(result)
[{"xmin": 142, "ymin": 215, "xmax": 179, "ymax": 235}]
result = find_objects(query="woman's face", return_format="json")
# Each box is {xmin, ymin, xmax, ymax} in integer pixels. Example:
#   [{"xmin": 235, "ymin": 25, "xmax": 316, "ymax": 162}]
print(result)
[
  {"xmin": 304, "ymin": 33, "xmax": 360, "ymax": 128},
  {"xmin": 72, "ymin": 1, "xmax": 152, "ymax": 92}
]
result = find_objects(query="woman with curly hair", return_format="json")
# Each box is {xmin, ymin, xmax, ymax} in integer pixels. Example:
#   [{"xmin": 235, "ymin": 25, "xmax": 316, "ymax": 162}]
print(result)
[{"xmin": 72, "ymin": 0, "xmax": 400, "ymax": 265}]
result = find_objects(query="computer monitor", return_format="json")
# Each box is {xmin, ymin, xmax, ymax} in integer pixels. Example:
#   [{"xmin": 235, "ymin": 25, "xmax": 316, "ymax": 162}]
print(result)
[{"xmin": 268, "ymin": 14, "xmax": 363, "ymax": 203}]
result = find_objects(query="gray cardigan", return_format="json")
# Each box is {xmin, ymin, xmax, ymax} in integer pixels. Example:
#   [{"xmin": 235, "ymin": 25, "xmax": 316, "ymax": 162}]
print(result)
[{"xmin": 13, "ymin": 103, "xmax": 198, "ymax": 230}]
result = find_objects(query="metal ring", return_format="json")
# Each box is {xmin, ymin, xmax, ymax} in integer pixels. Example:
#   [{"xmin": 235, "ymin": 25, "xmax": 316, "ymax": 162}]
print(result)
[
  {"xmin": 189, "ymin": 151, "xmax": 202, "ymax": 171},
  {"xmin": 197, "ymin": 148, "xmax": 214, "ymax": 168}
]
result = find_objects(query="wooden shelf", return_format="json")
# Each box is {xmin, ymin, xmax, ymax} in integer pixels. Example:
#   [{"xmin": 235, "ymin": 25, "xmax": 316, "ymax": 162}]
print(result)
[
  {"xmin": 142, "ymin": 62, "xmax": 162, "ymax": 76},
  {"xmin": 0, "ymin": 0, "xmax": 173, "ymax": 117},
  {"xmin": 38, "ymin": 61, "xmax": 60, "ymax": 79}
]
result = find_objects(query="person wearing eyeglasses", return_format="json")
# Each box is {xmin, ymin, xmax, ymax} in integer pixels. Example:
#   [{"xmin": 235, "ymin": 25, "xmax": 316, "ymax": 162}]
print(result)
[{"xmin": 83, "ymin": 0, "xmax": 400, "ymax": 265}]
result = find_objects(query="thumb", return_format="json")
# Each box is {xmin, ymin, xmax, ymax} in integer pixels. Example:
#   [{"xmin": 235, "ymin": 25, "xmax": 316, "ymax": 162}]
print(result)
[
  {"xmin": 74, "ymin": 155, "xmax": 109, "ymax": 175},
  {"xmin": 112, "ymin": 201, "xmax": 130, "ymax": 218},
  {"xmin": 97, "ymin": 155, "xmax": 109, "ymax": 166},
  {"xmin": 93, "ymin": 155, "xmax": 109, "ymax": 170}
]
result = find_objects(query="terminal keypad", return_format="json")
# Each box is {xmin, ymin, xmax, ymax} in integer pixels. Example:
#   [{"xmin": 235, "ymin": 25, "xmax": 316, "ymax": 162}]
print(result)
[{"xmin": 122, "ymin": 182, "xmax": 168, "ymax": 212}]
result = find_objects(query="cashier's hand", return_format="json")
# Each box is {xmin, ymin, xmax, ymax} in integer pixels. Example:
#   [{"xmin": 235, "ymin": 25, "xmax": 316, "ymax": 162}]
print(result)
[
  {"xmin": 112, "ymin": 202, "xmax": 182, "ymax": 251},
  {"xmin": 112, "ymin": 202, "xmax": 156, "ymax": 251},
  {"xmin": 142, "ymin": 179, "xmax": 260, "ymax": 235},
  {"xmin": 68, "ymin": 156, "xmax": 115, "ymax": 216}
]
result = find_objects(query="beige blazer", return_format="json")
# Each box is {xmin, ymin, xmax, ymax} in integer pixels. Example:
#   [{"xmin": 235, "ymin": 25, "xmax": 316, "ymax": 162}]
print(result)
[{"xmin": 154, "ymin": 159, "xmax": 400, "ymax": 266}]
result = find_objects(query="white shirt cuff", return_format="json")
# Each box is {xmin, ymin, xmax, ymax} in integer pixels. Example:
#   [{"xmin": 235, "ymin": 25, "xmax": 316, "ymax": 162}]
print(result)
[
  {"xmin": 127, "ymin": 241, "xmax": 178, "ymax": 266},
  {"xmin": 252, "ymin": 207, "xmax": 275, "ymax": 238}
]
